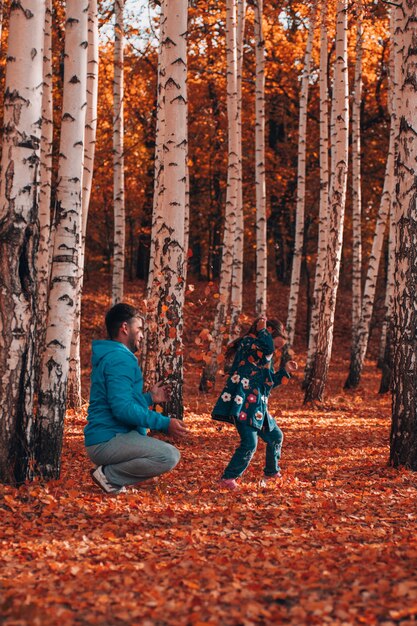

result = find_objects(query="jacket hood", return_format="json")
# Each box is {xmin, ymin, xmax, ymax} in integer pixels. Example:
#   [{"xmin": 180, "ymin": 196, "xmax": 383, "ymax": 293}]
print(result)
[{"xmin": 91, "ymin": 340, "xmax": 136, "ymax": 366}]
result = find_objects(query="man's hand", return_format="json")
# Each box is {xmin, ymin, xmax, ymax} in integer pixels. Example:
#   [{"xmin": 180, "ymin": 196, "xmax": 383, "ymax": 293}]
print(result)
[
  {"xmin": 285, "ymin": 360, "xmax": 298, "ymax": 373},
  {"xmin": 150, "ymin": 381, "xmax": 171, "ymax": 403},
  {"xmin": 167, "ymin": 418, "xmax": 188, "ymax": 440}
]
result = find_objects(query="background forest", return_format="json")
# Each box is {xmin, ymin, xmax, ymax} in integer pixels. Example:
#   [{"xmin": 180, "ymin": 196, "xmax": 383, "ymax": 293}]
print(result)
[{"xmin": 2, "ymin": 0, "xmax": 417, "ymax": 624}]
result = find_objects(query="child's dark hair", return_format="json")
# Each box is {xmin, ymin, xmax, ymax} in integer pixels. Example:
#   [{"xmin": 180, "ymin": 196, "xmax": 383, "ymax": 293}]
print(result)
[
  {"xmin": 105, "ymin": 303, "xmax": 143, "ymax": 339},
  {"xmin": 225, "ymin": 317, "xmax": 287, "ymax": 363}
]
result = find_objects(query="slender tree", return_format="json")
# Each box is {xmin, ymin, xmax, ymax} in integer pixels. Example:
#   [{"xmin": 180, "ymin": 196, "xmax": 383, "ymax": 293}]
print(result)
[
  {"xmin": 200, "ymin": 0, "xmax": 239, "ymax": 390},
  {"xmin": 229, "ymin": 0, "xmax": 246, "ymax": 337},
  {"xmin": 144, "ymin": 0, "xmax": 167, "ymax": 386},
  {"xmin": 253, "ymin": 0, "xmax": 267, "ymax": 316},
  {"xmin": 0, "ymin": 0, "xmax": 45, "ymax": 485},
  {"xmin": 68, "ymin": 0, "xmax": 99, "ymax": 409},
  {"xmin": 350, "ymin": 2, "xmax": 363, "ymax": 349},
  {"xmin": 344, "ymin": 9, "xmax": 396, "ymax": 389},
  {"xmin": 379, "ymin": 7, "xmax": 400, "ymax": 393},
  {"xmin": 390, "ymin": 0, "xmax": 417, "ymax": 469},
  {"xmin": 286, "ymin": 3, "xmax": 317, "ymax": 348},
  {"xmin": 146, "ymin": 0, "xmax": 188, "ymax": 418},
  {"xmin": 112, "ymin": 0, "xmax": 125, "ymax": 304},
  {"xmin": 36, "ymin": 0, "xmax": 53, "ymax": 366},
  {"xmin": 304, "ymin": 0, "xmax": 349, "ymax": 403},
  {"xmin": 35, "ymin": 0, "xmax": 88, "ymax": 479},
  {"xmin": 304, "ymin": 0, "xmax": 330, "ymax": 387}
]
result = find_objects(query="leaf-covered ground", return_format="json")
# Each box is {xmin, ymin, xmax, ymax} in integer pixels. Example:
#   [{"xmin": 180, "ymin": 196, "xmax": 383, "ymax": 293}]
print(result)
[{"xmin": 1, "ymin": 278, "xmax": 416, "ymax": 625}]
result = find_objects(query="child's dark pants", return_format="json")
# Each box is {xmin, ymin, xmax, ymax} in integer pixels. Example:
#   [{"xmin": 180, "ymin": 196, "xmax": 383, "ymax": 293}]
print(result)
[{"xmin": 222, "ymin": 419, "xmax": 283, "ymax": 479}]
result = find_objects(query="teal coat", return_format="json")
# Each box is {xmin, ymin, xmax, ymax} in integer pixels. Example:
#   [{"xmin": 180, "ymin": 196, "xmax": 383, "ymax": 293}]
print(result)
[
  {"xmin": 212, "ymin": 328, "xmax": 289, "ymax": 430},
  {"xmin": 84, "ymin": 340, "xmax": 170, "ymax": 446}
]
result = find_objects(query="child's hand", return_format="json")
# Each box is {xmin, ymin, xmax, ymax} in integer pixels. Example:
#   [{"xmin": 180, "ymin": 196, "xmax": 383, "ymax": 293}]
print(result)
[
  {"xmin": 256, "ymin": 316, "xmax": 267, "ymax": 332},
  {"xmin": 285, "ymin": 360, "xmax": 298, "ymax": 373}
]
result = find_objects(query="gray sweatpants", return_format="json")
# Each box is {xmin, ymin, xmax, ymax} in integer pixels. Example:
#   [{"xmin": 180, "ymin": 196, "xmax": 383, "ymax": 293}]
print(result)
[{"xmin": 86, "ymin": 431, "xmax": 180, "ymax": 487}]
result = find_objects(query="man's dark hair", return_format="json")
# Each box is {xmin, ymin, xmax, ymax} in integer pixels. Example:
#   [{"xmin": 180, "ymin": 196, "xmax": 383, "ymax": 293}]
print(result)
[{"xmin": 105, "ymin": 303, "xmax": 142, "ymax": 339}]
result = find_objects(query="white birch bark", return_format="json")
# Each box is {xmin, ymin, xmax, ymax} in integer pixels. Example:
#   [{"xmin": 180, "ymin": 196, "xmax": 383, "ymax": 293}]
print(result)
[
  {"xmin": 344, "ymin": 7, "xmax": 397, "ymax": 389},
  {"xmin": 147, "ymin": 0, "xmax": 188, "ymax": 418},
  {"xmin": 286, "ymin": 3, "xmax": 317, "ymax": 348},
  {"xmin": 379, "ymin": 7, "xmax": 400, "ymax": 372},
  {"xmin": 144, "ymin": 0, "xmax": 167, "ymax": 383},
  {"xmin": 390, "ymin": 1, "xmax": 417, "ymax": 469},
  {"xmin": 0, "ymin": 0, "xmax": 45, "ymax": 484},
  {"xmin": 304, "ymin": 0, "xmax": 330, "ymax": 385},
  {"xmin": 68, "ymin": 0, "xmax": 99, "ymax": 409},
  {"xmin": 0, "ymin": 2, "xmax": 4, "ymax": 49},
  {"xmin": 254, "ymin": 0, "xmax": 267, "ymax": 316},
  {"xmin": 351, "ymin": 4, "xmax": 363, "ymax": 343},
  {"xmin": 304, "ymin": 0, "xmax": 349, "ymax": 403},
  {"xmin": 36, "ymin": 0, "xmax": 53, "ymax": 366},
  {"xmin": 200, "ymin": 0, "xmax": 239, "ymax": 389},
  {"xmin": 35, "ymin": 0, "xmax": 88, "ymax": 479},
  {"xmin": 112, "ymin": 0, "xmax": 125, "ymax": 304},
  {"xmin": 230, "ymin": 0, "xmax": 246, "ymax": 338}
]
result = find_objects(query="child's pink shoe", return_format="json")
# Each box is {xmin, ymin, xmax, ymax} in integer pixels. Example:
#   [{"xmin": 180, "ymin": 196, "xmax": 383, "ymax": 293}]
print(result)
[
  {"xmin": 219, "ymin": 477, "xmax": 240, "ymax": 490},
  {"xmin": 261, "ymin": 472, "xmax": 282, "ymax": 486}
]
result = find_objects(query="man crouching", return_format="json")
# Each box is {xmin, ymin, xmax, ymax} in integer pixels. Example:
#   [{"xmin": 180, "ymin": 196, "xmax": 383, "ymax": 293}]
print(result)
[{"xmin": 84, "ymin": 303, "xmax": 187, "ymax": 495}]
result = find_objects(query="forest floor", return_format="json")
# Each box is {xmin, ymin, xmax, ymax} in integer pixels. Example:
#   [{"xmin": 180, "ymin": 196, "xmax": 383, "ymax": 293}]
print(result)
[{"xmin": 1, "ymin": 275, "xmax": 416, "ymax": 626}]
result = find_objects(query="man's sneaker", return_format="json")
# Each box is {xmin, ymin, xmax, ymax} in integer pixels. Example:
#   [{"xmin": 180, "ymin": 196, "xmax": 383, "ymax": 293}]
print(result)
[
  {"xmin": 219, "ymin": 477, "xmax": 240, "ymax": 490},
  {"xmin": 91, "ymin": 466, "xmax": 125, "ymax": 495}
]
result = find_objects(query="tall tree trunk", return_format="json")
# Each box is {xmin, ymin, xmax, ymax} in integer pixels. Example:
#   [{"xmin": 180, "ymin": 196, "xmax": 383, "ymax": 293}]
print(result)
[
  {"xmin": 200, "ymin": 0, "xmax": 239, "ymax": 390},
  {"xmin": 350, "ymin": 3, "xmax": 363, "ymax": 349},
  {"xmin": 35, "ymin": 0, "xmax": 88, "ymax": 479},
  {"xmin": 146, "ymin": 0, "xmax": 188, "ymax": 418},
  {"xmin": 36, "ymin": 0, "xmax": 53, "ymax": 372},
  {"xmin": 144, "ymin": 0, "xmax": 167, "ymax": 386},
  {"xmin": 344, "ymin": 8, "xmax": 397, "ymax": 390},
  {"xmin": 230, "ymin": 0, "xmax": 246, "ymax": 338},
  {"xmin": 0, "ymin": 0, "xmax": 45, "ymax": 485},
  {"xmin": 390, "ymin": 0, "xmax": 417, "ymax": 469},
  {"xmin": 0, "ymin": 2, "xmax": 4, "ymax": 50},
  {"xmin": 379, "ymin": 7, "xmax": 399, "ymax": 390},
  {"xmin": 112, "ymin": 0, "xmax": 125, "ymax": 304},
  {"xmin": 304, "ymin": 0, "xmax": 330, "ymax": 387},
  {"xmin": 286, "ymin": 3, "xmax": 317, "ymax": 348},
  {"xmin": 304, "ymin": 0, "xmax": 349, "ymax": 403},
  {"xmin": 67, "ymin": 0, "xmax": 99, "ymax": 409},
  {"xmin": 254, "ymin": 0, "xmax": 267, "ymax": 316}
]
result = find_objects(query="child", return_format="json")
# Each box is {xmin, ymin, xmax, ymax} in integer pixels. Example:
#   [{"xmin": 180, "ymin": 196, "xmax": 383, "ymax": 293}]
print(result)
[{"xmin": 212, "ymin": 316, "xmax": 297, "ymax": 489}]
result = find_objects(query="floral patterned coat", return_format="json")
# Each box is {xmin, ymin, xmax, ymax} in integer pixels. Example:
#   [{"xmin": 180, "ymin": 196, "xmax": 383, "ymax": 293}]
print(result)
[{"xmin": 212, "ymin": 328, "xmax": 290, "ymax": 430}]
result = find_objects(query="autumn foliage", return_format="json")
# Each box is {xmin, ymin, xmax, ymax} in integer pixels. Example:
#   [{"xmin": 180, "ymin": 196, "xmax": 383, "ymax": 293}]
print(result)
[{"xmin": 1, "ymin": 276, "xmax": 415, "ymax": 625}]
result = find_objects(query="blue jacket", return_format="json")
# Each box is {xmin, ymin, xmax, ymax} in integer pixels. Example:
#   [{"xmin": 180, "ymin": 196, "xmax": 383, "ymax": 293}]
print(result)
[{"xmin": 84, "ymin": 340, "xmax": 170, "ymax": 446}]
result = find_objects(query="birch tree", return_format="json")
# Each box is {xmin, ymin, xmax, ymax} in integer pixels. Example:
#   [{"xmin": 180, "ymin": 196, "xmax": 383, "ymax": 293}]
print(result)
[
  {"xmin": 379, "ymin": 8, "xmax": 400, "ymax": 393},
  {"xmin": 344, "ymin": 9, "xmax": 397, "ymax": 389},
  {"xmin": 304, "ymin": 0, "xmax": 330, "ymax": 387},
  {"xmin": 36, "ymin": 0, "xmax": 53, "ymax": 365},
  {"xmin": 112, "ymin": 0, "xmax": 125, "ymax": 304},
  {"xmin": 0, "ymin": 0, "xmax": 45, "ymax": 485},
  {"xmin": 286, "ymin": 3, "xmax": 317, "ymax": 348},
  {"xmin": 146, "ymin": 0, "xmax": 188, "ymax": 418},
  {"xmin": 200, "ymin": 0, "xmax": 239, "ymax": 390},
  {"xmin": 390, "ymin": 0, "xmax": 417, "ymax": 469},
  {"xmin": 254, "ymin": 0, "xmax": 267, "ymax": 316},
  {"xmin": 35, "ymin": 1, "xmax": 88, "ymax": 479},
  {"xmin": 0, "ymin": 2, "xmax": 4, "ymax": 49},
  {"xmin": 304, "ymin": 0, "xmax": 349, "ymax": 403},
  {"xmin": 68, "ymin": 0, "xmax": 99, "ymax": 409},
  {"xmin": 350, "ymin": 3, "xmax": 363, "ymax": 350},
  {"xmin": 230, "ymin": 0, "xmax": 246, "ymax": 337},
  {"xmin": 144, "ymin": 0, "xmax": 167, "ymax": 385}
]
